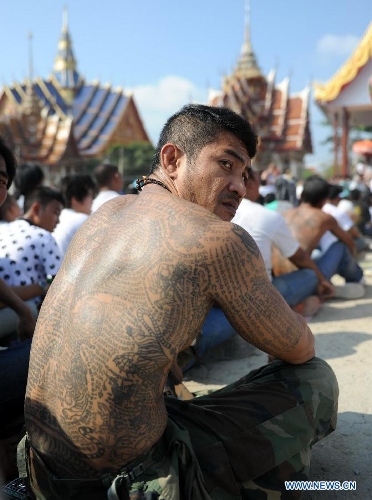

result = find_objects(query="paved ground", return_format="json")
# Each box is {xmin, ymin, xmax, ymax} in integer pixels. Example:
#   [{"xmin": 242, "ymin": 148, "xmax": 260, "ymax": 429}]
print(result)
[{"xmin": 184, "ymin": 251, "xmax": 372, "ymax": 499}]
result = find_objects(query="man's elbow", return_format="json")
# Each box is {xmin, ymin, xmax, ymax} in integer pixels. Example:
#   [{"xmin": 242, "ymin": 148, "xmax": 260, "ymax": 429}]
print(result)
[
  {"xmin": 285, "ymin": 347, "xmax": 315, "ymax": 364},
  {"xmin": 280, "ymin": 328, "xmax": 315, "ymax": 365}
]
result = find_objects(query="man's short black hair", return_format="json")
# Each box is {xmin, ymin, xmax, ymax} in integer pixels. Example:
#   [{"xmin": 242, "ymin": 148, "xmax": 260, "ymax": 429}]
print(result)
[
  {"xmin": 328, "ymin": 184, "xmax": 343, "ymax": 200},
  {"xmin": 149, "ymin": 104, "xmax": 257, "ymax": 173},
  {"xmin": 350, "ymin": 189, "xmax": 361, "ymax": 201},
  {"xmin": 59, "ymin": 174, "xmax": 96, "ymax": 208},
  {"xmin": 94, "ymin": 163, "xmax": 119, "ymax": 188},
  {"xmin": 24, "ymin": 186, "xmax": 65, "ymax": 213},
  {"xmin": 14, "ymin": 163, "xmax": 44, "ymax": 197},
  {"xmin": 301, "ymin": 175, "xmax": 331, "ymax": 206},
  {"xmin": 0, "ymin": 137, "xmax": 16, "ymax": 188}
]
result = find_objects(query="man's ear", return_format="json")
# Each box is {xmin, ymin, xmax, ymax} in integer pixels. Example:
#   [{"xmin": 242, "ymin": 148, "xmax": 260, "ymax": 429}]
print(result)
[
  {"xmin": 70, "ymin": 196, "xmax": 80, "ymax": 211},
  {"xmin": 160, "ymin": 144, "xmax": 184, "ymax": 178},
  {"xmin": 30, "ymin": 202, "xmax": 41, "ymax": 217},
  {"xmin": 26, "ymin": 202, "xmax": 41, "ymax": 224}
]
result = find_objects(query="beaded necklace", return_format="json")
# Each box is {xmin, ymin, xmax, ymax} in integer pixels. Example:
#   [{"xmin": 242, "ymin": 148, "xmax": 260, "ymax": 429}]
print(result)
[{"xmin": 135, "ymin": 176, "xmax": 171, "ymax": 193}]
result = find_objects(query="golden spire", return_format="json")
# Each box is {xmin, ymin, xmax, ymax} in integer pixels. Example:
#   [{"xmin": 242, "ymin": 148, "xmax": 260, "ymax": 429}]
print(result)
[
  {"xmin": 24, "ymin": 31, "xmax": 41, "ymax": 145},
  {"xmin": 235, "ymin": 0, "xmax": 263, "ymax": 79},
  {"xmin": 62, "ymin": 5, "xmax": 68, "ymax": 32},
  {"xmin": 25, "ymin": 31, "xmax": 40, "ymax": 115},
  {"xmin": 28, "ymin": 31, "xmax": 34, "ymax": 83},
  {"xmin": 52, "ymin": 7, "xmax": 81, "ymax": 103}
]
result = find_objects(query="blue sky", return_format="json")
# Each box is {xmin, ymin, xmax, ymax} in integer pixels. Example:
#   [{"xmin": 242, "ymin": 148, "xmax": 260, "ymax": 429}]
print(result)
[{"xmin": 1, "ymin": 0, "xmax": 372, "ymax": 169}]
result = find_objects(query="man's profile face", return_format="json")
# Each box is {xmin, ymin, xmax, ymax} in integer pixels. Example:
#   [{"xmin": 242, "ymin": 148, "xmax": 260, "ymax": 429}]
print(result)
[
  {"xmin": 37, "ymin": 200, "xmax": 63, "ymax": 232},
  {"xmin": 0, "ymin": 156, "xmax": 9, "ymax": 208},
  {"xmin": 176, "ymin": 132, "xmax": 251, "ymax": 221}
]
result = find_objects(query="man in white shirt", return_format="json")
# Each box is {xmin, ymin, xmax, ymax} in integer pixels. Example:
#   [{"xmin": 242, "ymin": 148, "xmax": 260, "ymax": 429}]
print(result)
[
  {"xmin": 0, "ymin": 138, "xmax": 37, "ymax": 342},
  {"xmin": 91, "ymin": 163, "xmax": 123, "ymax": 212},
  {"xmin": 321, "ymin": 184, "xmax": 368, "ymax": 254},
  {"xmin": 234, "ymin": 170, "xmax": 333, "ymax": 306},
  {"xmin": 53, "ymin": 174, "xmax": 95, "ymax": 256},
  {"xmin": 0, "ymin": 187, "xmax": 63, "ymax": 309}
]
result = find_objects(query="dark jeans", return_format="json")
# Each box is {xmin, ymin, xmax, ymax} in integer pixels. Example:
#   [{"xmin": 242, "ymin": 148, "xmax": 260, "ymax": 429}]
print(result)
[{"xmin": 0, "ymin": 339, "xmax": 31, "ymax": 430}]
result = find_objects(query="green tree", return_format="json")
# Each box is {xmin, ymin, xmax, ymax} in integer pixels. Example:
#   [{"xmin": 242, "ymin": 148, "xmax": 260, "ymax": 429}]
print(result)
[{"xmin": 107, "ymin": 142, "xmax": 155, "ymax": 180}]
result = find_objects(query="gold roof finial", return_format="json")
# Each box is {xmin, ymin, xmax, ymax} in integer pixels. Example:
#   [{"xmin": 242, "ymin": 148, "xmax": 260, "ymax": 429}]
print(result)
[
  {"xmin": 62, "ymin": 5, "xmax": 68, "ymax": 33},
  {"xmin": 244, "ymin": 0, "xmax": 251, "ymax": 46},
  {"xmin": 25, "ymin": 31, "xmax": 41, "ymax": 143},
  {"xmin": 52, "ymin": 7, "xmax": 82, "ymax": 101},
  {"xmin": 235, "ymin": 0, "xmax": 263, "ymax": 79},
  {"xmin": 28, "ymin": 31, "xmax": 34, "ymax": 83}
]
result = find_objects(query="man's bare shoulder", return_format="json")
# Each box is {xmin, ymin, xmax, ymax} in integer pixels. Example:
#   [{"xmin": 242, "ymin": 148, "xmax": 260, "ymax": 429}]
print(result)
[
  {"xmin": 284, "ymin": 205, "xmax": 326, "ymax": 222},
  {"xmin": 167, "ymin": 199, "xmax": 260, "ymax": 257}
]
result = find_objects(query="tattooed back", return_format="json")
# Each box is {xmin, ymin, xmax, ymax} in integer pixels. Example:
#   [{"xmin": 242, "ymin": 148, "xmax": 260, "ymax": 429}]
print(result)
[
  {"xmin": 24, "ymin": 190, "xmax": 236, "ymax": 477},
  {"xmin": 25, "ymin": 184, "xmax": 313, "ymax": 478}
]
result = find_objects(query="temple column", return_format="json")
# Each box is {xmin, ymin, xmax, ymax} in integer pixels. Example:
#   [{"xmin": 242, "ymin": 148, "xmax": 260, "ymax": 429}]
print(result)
[
  {"xmin": 341, "ymin": 108, "xmax": 349, "ymax": 177},
  {"xmin": 333, "ymin": 112, "xmax": 339, "ymax": 177}
]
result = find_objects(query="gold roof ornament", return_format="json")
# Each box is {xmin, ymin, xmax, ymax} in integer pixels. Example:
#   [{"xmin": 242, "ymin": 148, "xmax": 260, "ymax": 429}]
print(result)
[
  {"xmin": 52, "ymin": 6, "xmax": 82, "ymax": 104},
  {"xmin": 313, "ymin": 22, "xmax": 372, "ymax": 103},
  {"xmin": 234, "ymin": 0, "xmax": 263, "ymax": 80}
]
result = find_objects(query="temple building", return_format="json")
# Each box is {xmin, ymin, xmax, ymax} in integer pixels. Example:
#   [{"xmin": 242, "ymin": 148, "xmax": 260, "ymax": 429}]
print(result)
[
  {"xmin": 313, "ymin": 22, "xmax": 372, "ymax": 177},
  {"xmin": 0, "ymin": 12, "xmax": 150, "ymax": 184},
  {"xmin": 209, "ymin": 6, "xmax": 312, "ymax": 178}
]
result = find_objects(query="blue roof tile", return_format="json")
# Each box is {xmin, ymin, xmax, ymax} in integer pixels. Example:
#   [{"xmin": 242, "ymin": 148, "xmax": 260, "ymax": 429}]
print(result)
[{"xmin": 10, "ymin": 88, "xmax": 22, "ymax": 104}]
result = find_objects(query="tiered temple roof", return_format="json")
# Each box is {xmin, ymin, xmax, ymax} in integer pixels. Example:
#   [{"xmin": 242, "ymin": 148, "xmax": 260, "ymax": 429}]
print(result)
[
  {"xmin": 209, "ymin": 6, "xmax": 312, "ymax": 170},
  {"xmin": 0, "ymin": 12, "xmax": 150, "ymax": 168}
]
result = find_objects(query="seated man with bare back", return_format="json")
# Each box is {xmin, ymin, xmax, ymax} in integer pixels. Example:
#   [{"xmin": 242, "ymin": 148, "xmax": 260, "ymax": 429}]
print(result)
[
  {"xmin": 21, "ymin": 106, "xmax": 338, "ymax": 500},
  {"xmin": 276, "ymin": 175, "xmax": 364, "ymax": 299}
]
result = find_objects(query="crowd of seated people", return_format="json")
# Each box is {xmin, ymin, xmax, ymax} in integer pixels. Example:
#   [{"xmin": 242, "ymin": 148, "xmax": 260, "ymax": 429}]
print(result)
[{"xmin": 179, "ymin": 166, "xmax": 372, "ymax": 372}]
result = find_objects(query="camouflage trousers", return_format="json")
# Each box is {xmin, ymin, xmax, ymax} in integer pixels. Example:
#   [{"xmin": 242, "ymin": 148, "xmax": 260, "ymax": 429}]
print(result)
[{"xmin": 19, "ymin": 357, "xmax": 338, "ymax": 500}]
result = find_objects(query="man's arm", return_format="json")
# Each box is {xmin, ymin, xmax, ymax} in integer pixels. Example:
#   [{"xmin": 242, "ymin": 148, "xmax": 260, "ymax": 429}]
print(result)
[
  {"xmin": 289, "ymin": 247, "xmax": 334, "ymax": 300},
  {"xmin": 327, "ymin": 214, "xmax": 357, "ymax": 256},
  {"xmin": 0, "ymin": 278, "xmax": 36, "ymax": 339},
  {"xmin": 348, "ymin": 225, "xmax": 363, "ymax": 240},
  {"xmin": 0, "ymin": 283, "xmax": 45, "ymax": 308},
  {"xmin": 213, "ymin": 224, "xmax": 315, "ymax": 365}
]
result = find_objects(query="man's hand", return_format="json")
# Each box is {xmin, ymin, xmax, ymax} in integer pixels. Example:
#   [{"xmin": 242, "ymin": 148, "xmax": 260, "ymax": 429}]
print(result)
[
  {"xmin": 16, "ymin": 304, "xmax": 37, "ymax": 341},
  {"xmin": 317, "ymin": 279, "xmax": 335, "ymax": 300},
  {"xmin": 169, "ymin": 360, "xmax": 183, "ymax": 384}
]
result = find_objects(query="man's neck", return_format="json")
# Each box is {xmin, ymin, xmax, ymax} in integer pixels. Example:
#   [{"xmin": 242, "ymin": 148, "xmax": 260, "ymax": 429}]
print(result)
[{"xmin": 21, "ymin": 217, "xmax": 38, "ymax": 227}]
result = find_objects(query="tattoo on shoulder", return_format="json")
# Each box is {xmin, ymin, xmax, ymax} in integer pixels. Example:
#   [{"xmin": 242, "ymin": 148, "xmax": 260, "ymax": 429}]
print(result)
[{"xmin": 231, "ymin": 224, "xmax": 260, "ymax": 258}]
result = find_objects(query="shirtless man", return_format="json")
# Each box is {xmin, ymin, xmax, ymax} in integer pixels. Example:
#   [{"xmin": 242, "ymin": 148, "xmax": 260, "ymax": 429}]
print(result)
[
  {"xmin": 23, "ymin": 106, "xmax": 338, "ymax": 499},
  {"xmin": 279, "ymin": 175, "xmax": 364, "ymax": 295}
]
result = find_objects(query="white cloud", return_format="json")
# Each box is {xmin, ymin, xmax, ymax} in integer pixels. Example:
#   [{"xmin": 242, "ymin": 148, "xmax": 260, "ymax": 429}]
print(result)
[
  {"xmin": 317, "ymin": 34, "xmax": 359, "ymax": 57},
  {"xmin": 129, "ymin": 75, "xmax": 208, "ymax": 144}
]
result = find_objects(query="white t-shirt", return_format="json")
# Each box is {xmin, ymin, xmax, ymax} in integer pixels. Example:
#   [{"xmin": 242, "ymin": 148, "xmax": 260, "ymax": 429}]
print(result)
[
  {"xmin": 0, "ymin": 219, "xmax": 62, "ymax": 304},
  {"xmin": 320, "ymin": 203, "xmax": 354, "ymax": 253},
  {"xmin": 232, "ymin": 199, "xmax": 299, "ymax": 280},
  {"xmin": 53, "ymin": 208, "xmax": 89, "ymax": 256},
  {"xmin": 259, "ymin": 184, "xmax": 275, "ymax": 198},
  {"xmin": 91, "ymin": 190, "xmax": 119, "ymax": 212},
  {"xmin": 337, "ymin": 199, "xmax": 354, "ymax": 215}
]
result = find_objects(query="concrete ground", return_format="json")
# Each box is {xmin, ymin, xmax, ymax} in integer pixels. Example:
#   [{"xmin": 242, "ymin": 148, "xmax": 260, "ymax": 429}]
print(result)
[{"xmin": 184, "ymin": 251, "xmax": 372, "ymax": 499}]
